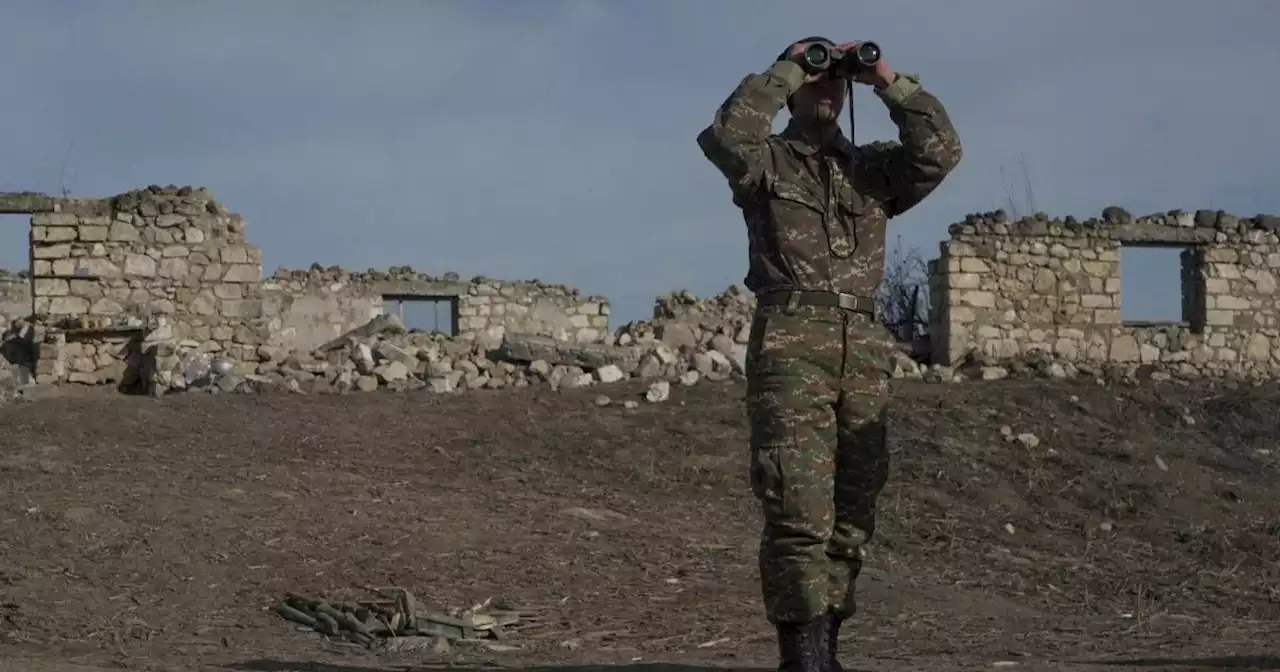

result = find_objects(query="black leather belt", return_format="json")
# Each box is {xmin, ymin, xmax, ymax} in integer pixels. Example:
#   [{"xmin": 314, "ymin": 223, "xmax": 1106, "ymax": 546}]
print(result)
[{"xmin": 756, "ymin": 290, "xmax": 876, "ymax": 316}]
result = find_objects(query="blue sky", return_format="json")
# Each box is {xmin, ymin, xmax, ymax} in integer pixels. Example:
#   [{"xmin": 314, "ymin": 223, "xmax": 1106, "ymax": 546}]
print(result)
[{"xmin": 2, "ymin": 0, "xmax": 1278, "ymax": 324}]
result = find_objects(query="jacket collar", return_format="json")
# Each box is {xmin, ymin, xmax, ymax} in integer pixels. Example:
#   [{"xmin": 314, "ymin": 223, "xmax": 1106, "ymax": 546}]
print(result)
[{"xmin": 780, "ymin": 120, "xmax": 853, "ymax": 158}]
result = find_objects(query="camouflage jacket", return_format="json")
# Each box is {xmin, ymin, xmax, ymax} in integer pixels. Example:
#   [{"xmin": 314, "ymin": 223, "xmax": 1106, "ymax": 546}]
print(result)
[{"xmin": 696, "ymin": 59, "xmax": 962, "ymax": 299}]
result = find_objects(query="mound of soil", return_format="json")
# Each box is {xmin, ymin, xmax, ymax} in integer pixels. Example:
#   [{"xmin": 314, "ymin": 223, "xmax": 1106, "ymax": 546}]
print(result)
[{"xmin": 0, "ymin": 378, "xmax": 1276, "ymax": 671}]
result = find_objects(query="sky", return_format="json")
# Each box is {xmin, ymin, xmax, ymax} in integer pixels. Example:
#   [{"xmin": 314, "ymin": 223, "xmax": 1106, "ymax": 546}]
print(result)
[{"xmin": 2, "ymin": 0, "xmax": 1278, "ymax": 325}]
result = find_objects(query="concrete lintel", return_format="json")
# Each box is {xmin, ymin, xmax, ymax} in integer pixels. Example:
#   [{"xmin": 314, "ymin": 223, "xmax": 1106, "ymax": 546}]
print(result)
[
  {"xmin": 0, "ymin": 192, "xmax": 58, "ymax": 214},
  {"xmin": 374, "ymin": 279, "xmax": 470, "ymax": 297},
  {"xmin": 0, "ymin": 193, "xmax": 113, "ymax": 216}
]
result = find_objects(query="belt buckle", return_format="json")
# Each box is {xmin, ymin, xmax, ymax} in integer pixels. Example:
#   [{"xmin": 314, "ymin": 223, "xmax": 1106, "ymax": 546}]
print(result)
[
  {"xmin": 784, "ymin": 291, "xmax": 801, "ymax": 315},
  {"xmin": 838, "ymin": 293, "xmax": 872, "ymax": 318},
  {"xmin": 861, "ymin": 296, "xmax": 878, "ymax": 320}
]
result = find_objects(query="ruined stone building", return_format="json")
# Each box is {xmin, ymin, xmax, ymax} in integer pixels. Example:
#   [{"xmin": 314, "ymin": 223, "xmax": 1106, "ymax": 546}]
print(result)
[
  {"xmin": 0, "ymin": 186, "xmax": 610, "ymax": 387},
  {"xmin": 927, "ymin": 208, "xmax": 1280, "ymax": 379}
]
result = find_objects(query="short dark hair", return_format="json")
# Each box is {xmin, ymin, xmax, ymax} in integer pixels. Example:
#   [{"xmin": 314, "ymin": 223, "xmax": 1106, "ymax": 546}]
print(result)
[
  {"xmin": 775, "ymin": 36, "xmax": 835, "ymax": 63},
  {"xmin": 777, "ymin": 36, "xmax": 835, "ymax": 112}
]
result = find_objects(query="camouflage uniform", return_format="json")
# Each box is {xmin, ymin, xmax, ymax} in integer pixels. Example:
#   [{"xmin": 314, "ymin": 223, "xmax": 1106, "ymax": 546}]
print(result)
[{"xmin": 696, "ymin": 39, "xmax": 962, "ymax": 671}]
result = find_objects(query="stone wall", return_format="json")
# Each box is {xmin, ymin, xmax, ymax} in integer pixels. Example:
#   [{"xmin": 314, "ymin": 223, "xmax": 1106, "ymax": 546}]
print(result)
[
  {"xmin": 927, "ymin": 207, "xmax": 1280, "ymax": 381},
  {"xmin": 22, "ymin": 186, "xmax": 264, "ymax": 385},
  {"xmin": 259, "ymin": 266, "xmax": 609, "ymax": 354}
]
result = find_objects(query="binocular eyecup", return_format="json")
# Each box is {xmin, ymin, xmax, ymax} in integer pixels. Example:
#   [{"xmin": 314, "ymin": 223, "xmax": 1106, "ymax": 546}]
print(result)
[{"xmin": 799, "ymin": 42, "xmax": 881, "ymax": 78}]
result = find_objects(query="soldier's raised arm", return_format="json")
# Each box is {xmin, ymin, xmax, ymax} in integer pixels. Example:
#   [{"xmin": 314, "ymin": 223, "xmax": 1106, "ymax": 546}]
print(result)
[
  {"xmin": 858, "ymin": 72, "xmax": 963, "ymax": 217},
  {"xmin": 696, "ymin": 48, "xmax": 811, "ymax": 203}
]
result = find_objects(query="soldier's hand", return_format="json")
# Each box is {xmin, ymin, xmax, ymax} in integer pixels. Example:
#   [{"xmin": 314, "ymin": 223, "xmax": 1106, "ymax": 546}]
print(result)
[
  {"xmin": 832, "ymin": 41, "xmax": 897, "ymax": 89},
  {"xmin": 786, "ymin": 41, "xmax": 828, "ymax": 84}
]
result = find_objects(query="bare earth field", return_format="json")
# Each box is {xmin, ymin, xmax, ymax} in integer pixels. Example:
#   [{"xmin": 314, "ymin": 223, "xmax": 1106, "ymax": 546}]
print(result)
[{"xmin": 0, "ymin": 377, "xmax": 1277, "ymax": 672}]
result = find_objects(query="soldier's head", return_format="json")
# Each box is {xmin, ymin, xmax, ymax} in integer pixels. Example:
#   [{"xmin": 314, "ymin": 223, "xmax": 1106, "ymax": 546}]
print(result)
[{"xmin": 779, "ymin": 36, "xmax": 847, "ymax": 127}]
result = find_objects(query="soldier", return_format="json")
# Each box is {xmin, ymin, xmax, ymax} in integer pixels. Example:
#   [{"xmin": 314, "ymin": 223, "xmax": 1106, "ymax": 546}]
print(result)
[{"xmin": 696, "ymin": 37, "xmax": 962, "ymax": 672}]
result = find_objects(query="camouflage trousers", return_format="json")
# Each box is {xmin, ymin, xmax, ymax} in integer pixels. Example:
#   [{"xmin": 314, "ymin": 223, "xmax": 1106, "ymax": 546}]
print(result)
[{"xmin": 745, "ymin": 303, "xmax": 895, "ymax": 624}]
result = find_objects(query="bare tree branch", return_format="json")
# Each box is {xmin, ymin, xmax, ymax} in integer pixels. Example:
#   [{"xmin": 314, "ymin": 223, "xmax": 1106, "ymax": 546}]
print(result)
[
  {"xmin": 875, "ymin": 236, "xmax": 930, "ymax": 343},
  {"xmin": 999, "ymin": 153, "xmax": 1036, "ymax": 219},
  {"xmin": 57, "ymin": 137, "xmax": 76, "ymax": 197}
]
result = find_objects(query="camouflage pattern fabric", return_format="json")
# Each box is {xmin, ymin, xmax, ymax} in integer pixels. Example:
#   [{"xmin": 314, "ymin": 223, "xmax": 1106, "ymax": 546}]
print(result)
[
  {"xmin": 744, "ymin": 304, "xmax": 896, "ymax": 622},
  {"xmin": 695, "ymin": 58, "xmax": 963, "ymax": 298},
  {"xmin": 696, "ymin": 55, "xmax": 962, "ymax": 624}
]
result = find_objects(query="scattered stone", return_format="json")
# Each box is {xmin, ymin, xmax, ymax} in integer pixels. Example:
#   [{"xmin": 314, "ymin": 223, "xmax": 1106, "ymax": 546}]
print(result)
[
  {"xmin": 981, "ymin": 366, "xmax": 1007, "ymax": 381},
  {"xmin": 645, "ymin": 380, "xmax": 671, "ymax": 403},
  {"xmin": 374, "ymin": 360, "xmax": 409, "ymax": 384},
  {"xmin": 595, "ymin": 364, "xmax": 625, "ymax": 383},
  {"xmin": 1101, "ymin": 205, "xmax": 1132, "ymax": 225}
]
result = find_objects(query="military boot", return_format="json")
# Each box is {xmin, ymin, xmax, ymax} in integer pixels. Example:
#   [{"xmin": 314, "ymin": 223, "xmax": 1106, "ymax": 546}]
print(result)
[
  {"xmin": 818, "ymin": 612, "xmax": 845, "ymax": 672},
  {"xmin": 775, "ymin": 619, "xmax": 823, "ymax": 672}
]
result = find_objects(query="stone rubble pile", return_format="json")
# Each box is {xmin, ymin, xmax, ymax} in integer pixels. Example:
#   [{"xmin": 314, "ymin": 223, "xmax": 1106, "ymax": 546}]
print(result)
[
  {"xmin": 608, "ymin": 284, "xmax": 756, "ymax": 362},
  {"xmin": 892, "ymin": 346, "xmax": 1238, "ymax": 386},
  {"xmin": 8, "ymin": 276, "xmax": 1234, "ymax": 404},
  {"xmin": 135, "ymin": 317, "xmax": 1271, "ymax": 399},
  {"xmin": 649, "ymin": 285, "xmax": 756, "ymax": 323},
  {"xmin": 140, "ymin": 286, "xmax": 767, "ymax": 397},
  {"xmin": 145, "ymin": 281, "xmax": 1211, "ymax": 400},
  {"xmin": 157, "ymin": 306, "xmax": 750, "ymax": 396}
]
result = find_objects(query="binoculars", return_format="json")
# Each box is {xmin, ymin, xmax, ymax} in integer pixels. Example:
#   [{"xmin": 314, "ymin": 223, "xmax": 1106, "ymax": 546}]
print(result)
[{"xmin": 800, "ymin": 42, "xmax": 882, "ymax": 78}]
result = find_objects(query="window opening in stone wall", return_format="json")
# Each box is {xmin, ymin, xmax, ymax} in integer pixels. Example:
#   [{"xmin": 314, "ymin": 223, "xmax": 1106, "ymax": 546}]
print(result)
[
  {"xmin": 0, "ymin": 215, "xmax": 27, "ymax": 278},
  {"xmin": 0, "ymin": 215, "xmax": 33, "ymax": 375},
  {"xmin": 0, "ymin": 214, "xmax": 31, "ymax": 318},
  {"xmin": 1119, "ymin": 244, "xmax": 1201, "ymax": 327},
  {"xmin": 382, "ymin": 295, "xmax": 457, "ymax": 337}
]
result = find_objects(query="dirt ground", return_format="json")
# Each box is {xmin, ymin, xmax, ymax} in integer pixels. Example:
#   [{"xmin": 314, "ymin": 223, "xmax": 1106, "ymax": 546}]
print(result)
[{"xmin": 0, "ymin": 376, "xmax": 1277, "ymax": 672}]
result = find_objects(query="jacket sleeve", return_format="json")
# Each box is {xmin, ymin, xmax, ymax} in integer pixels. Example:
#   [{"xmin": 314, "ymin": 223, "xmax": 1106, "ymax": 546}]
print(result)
[
  {"xmin": 859, "ymin": 73, "xmax": 963, "ymax": 217},
  {"xmin": 696, "ymin": 60, "xmax": 807, "ymax": 204}
]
